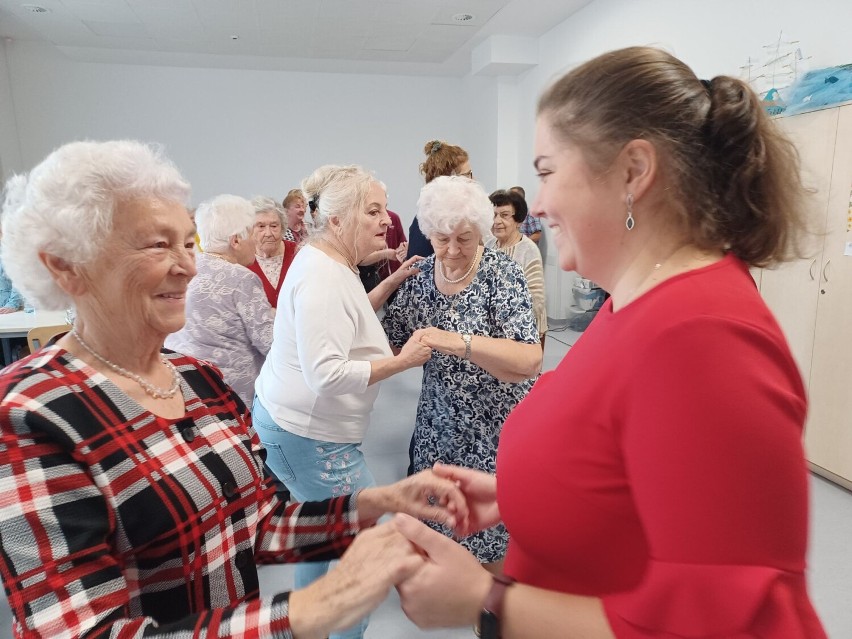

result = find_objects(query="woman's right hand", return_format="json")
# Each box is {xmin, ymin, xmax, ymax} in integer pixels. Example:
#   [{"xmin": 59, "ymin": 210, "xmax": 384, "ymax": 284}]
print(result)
[
  {"xmin": 288, "ymin": 522, "xmax": 424, "ymax": 639},
  {"xmin": 432, "ymin": 462, "xmax": 501, "ymax": 537},
  {"xmin": 397, "ymin": 330, "xmax": 432, "ymax": 369},
  {"xmin": 394, "ymin": 513, "xmax": 492, "ymax": 629}
]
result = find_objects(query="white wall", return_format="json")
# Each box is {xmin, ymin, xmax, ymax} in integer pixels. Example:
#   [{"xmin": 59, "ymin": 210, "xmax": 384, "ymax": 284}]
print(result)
[
  {"xmin": 3, "ymin": 0, "xmax": 851, "ymax": 316},
  {"xmin": 0, "ymin": 40, "xmax": 23, "ymax": 183},
  {"xmin": 510, "ymin": 0, "xmax": 852, "ymax": 319},
  {"xmin": 2, "ymin": 40, "xmax": 469, "ymax": 224}
]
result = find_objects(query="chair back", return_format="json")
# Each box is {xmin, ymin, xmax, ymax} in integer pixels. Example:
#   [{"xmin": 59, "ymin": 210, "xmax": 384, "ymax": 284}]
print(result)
[{"xmin": 27, "ymin": 325, "xmax": 70, "ymax": 353}]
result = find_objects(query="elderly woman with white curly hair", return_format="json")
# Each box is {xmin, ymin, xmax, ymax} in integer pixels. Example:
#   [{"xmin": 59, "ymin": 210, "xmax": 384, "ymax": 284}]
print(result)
[
  {"xmin": 382, "ymin": 175, "xmax": 542, "ymax": 573},
  {"xmin": 0, "ymin": 140, "xmax": 472, "ymax": 639},
  {"xmin": 165, "ymin": 194, "xmax": 275, "ymax": 407}
]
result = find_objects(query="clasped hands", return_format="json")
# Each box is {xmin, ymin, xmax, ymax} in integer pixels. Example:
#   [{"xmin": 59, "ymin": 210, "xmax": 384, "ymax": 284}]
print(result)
[
  {"xmin": 366, "ymin": 464, "xmax": 501, "ymax": 626},
  {"xmin": 405, "ymin": 326, "xmax": 466, "ymax": 358},
  {"xmin": 291, "ymin": 464, "xmax": 499, "ymax": 638}
]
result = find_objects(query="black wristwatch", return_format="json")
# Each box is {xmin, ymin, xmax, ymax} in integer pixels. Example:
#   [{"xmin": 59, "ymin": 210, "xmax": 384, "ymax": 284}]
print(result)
[{"xmin": 474, "ymin": 573, "xmax": 515, "ymax": 639}]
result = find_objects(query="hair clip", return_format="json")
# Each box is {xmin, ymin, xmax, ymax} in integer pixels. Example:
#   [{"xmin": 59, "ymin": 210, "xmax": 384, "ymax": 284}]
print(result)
[{"xmin": 430, "ymin": 141, "xmax": 442, "ymax": 154}]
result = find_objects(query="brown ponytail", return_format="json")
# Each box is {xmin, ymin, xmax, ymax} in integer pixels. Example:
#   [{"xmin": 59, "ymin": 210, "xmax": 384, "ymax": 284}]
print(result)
[
  {"xmin": 419, "ymin": 140, "xmax": 469, "ymax": 184},
  {"xmin": 537, "ymin": 46, "xmax": 810, "ymax": 267}
]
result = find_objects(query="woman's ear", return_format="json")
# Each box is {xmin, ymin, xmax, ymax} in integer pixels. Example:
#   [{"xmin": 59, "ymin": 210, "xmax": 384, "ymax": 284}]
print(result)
[
  {"xmin": 39, "ymin": 252, "xmax": 87, "ymax": 297},
  {"xmin": 620, "ymin": 139, "xmax": 658, "ymax": 201}
]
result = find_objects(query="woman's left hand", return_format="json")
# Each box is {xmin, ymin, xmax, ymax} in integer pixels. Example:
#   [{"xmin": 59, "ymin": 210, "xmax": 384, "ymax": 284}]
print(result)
[
  {"xmin": 356, "ymin": 469, "xmax": 469, "ymax": 529},
  {"xmin": 416, "ymin": 327, "xmax": 464, "ymax": 357}
]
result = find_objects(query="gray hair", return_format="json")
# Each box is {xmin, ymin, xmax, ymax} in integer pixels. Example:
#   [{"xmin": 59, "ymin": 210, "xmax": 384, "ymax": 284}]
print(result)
[
  {"xmin": 196, "ymin": 194, "xmax": 255, "ymax": 253},
  {"xmin": 301, "ymin": 164, "xmax": 384, "ymax": 235},
  {"xmin": 251, "ymin": 195, "xmax": 285, "ymax": 228},
  {"xmin": 1, "ymin": 140, "xmax": 190, "ymax": 310},
  {"xmin": 416, "ymin": 176, "xmax": 493, "ymax": 240}
]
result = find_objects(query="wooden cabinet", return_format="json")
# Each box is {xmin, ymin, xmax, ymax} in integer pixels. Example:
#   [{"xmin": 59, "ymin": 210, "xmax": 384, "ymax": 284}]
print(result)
[{"xmin": 763, "ymin": 103, "xmax": 852, "ymax": 489}]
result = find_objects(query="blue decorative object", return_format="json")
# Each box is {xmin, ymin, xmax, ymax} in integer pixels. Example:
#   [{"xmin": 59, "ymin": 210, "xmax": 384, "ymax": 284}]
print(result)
[
  {"xmin": 782, "ymin": 65, "xmax": 852, "ymax": 115},
  {"xmin": 762, "ymin": 88, "xmax": 787, "ymax": 116}
]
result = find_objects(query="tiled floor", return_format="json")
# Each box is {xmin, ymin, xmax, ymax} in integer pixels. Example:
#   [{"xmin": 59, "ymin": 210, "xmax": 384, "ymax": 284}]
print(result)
[{"xmin": 2, "ymin": 329, "xmax": 850, "ymax": 637}]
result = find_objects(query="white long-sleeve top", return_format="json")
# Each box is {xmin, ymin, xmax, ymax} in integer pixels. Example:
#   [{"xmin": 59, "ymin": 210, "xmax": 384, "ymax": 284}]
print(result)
[{"xmin": 255, "ymin": 244, "xmax": 392, "ymax": 443}]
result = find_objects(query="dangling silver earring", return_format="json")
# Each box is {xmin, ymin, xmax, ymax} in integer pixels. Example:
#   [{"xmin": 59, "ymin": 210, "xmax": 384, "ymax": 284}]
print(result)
[{"xmin": 625, "ymin": 193, "xmax": 635, "ymax": 231}]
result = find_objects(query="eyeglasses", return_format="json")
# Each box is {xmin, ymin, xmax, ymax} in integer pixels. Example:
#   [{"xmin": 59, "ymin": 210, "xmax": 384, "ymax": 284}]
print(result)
[{"xmin": 456, "ymin": 170, "xmax": 473, "ymax": 179}]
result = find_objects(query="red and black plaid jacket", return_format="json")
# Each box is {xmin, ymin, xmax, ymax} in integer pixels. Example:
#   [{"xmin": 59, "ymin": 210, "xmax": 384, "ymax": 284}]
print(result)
[{"xmin": 0, "ymin": 347, "xmax": 360, "ymax": 638}]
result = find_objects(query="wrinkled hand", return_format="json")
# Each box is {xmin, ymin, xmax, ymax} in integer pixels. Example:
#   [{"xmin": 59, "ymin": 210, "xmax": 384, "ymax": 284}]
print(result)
[
  {"xmin": 387, "ymin": 254, "xmax": 423, "ymax": 288},
  {"xmin": 358, "ymin": 468, "xmax": 470, "ymax": 529},
  {"xmin": 395, "ymin": 241, "xmax": 409, "ymax": 263},
  {"xmin": 397, "ymin": 331, "xmax": 431, "ymax": 368},
  {"xmin": 0, "ymin": 307, "xmax": 17, "ymax": 314},
  {"xmin": 289, "ymin": 522, "xmax": 424, "ymax": 639},
  {"xmin": 416, "ymin": 327, "xmax": 465, "ymax": 357},
  {"xmin": 431, "ymin": 462, "xmax": 501, "ymax": 537},
  {"xmin": 394, "ymin": 513, "xmax": 492, "ymax": 629}
]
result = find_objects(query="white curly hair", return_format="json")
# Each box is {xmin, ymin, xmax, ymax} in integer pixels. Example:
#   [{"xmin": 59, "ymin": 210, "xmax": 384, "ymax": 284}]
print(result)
[
  {"xmin": 1, "ymin": 140, "xmax": 191, "ymax": 310},
  {"xmin": 416, "ymin": 176, "xmax": 493, "ymax": 240}
]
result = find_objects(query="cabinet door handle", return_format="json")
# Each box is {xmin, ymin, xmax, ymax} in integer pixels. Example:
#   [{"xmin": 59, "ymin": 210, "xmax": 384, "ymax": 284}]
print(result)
[
  {"xmin": 809, "ymin": 259, "xmax": 818, "ymax": 281},
  {"xmin": 822, "ymin": 259, "xmax": 831, "ymax": 283}
]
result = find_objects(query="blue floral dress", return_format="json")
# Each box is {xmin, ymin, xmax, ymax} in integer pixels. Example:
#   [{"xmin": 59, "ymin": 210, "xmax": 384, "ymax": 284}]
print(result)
[{"xmin": 382, "ymin": 249, "xmax": 538, "ymax": 562}]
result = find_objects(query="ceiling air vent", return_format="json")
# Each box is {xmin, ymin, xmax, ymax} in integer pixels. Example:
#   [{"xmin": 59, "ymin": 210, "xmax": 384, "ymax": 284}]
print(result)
[
  {"xmin": 452, "ymin": 13, "xmax": 474, "ymax": 23},
  {"xmin": 21, "ymin": 4, "xmax": 51, "ymax": 13}
]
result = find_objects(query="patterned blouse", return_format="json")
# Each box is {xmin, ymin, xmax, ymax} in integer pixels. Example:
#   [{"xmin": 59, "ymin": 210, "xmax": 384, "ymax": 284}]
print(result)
[
  {"xmin": 165, "ymin": 252, "xmax": 275, "ymax": 406},
  {"xmin": 0, "ymin": 348, "xmax": 360, "ymax": 638},
  {"xmin": 382, "ymin": 249, "xmax": 538, "ymax": 563},
  {"xmin": 485, "ymin": 235, "xmax": 548, "ymax": 335}
]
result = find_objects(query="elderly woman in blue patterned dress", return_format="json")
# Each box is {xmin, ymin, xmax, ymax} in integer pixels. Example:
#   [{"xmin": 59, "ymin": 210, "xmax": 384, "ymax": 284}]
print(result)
[
  {"xmin": 165, "ymin": 194, "xmax": 275, "ymax": 407},
  {"xmin": 382, "ymin": 175, "xmax": 542, "ymax": 574},
  {"xmin": 0, "ymin": 140, "xmax": 470, "ymax": 639}
]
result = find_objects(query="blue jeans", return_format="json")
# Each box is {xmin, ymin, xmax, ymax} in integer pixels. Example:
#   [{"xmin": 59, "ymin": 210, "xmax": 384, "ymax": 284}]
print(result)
[{"xmin": 252, "ymin": 396, "xmax": 375, "ymax": 639}]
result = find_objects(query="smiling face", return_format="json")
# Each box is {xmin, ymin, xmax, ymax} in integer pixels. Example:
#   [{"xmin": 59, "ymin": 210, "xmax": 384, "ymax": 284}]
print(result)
[
  {"xmin": 79, "ymin": 197, "xmax": 197, "ymax": 342},
  {"xmin": 285, "ymin": 198, "xmax": 306, "ymax": 232},
  {"xmin": 531, "ymin": 116, "xmax": 623, "ymax": 279},
  {"xmin": 253, "ymin": 210, "xmax": 283, "ymax": 256},
  {"xmin": 492, "ymin": 204, "xmax": 519, "ymax": 242}
]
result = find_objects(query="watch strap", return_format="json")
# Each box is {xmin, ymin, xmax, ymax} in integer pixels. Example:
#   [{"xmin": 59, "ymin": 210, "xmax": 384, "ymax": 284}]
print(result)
[
  {"xmin": 462, "ymin": 333, "xmax": 472, "ymax": 360},
  {"xmin": 484, "ymin": 573, "xmax": 514, "ymax": 619},
  {"xmin": 475, "ymin": 573, "xmax": 515, "ymax": 638}
]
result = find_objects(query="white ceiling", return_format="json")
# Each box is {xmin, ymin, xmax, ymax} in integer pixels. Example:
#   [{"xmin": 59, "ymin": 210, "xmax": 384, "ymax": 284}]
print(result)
[{"xmin": 0, "ymin": 0, "xmax": 591, "ymax": 76}]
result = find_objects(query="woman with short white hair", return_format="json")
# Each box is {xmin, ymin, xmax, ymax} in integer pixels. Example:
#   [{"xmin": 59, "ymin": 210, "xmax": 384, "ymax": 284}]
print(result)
[
  {"xmin": 382, "ymin": 175, "xmax": 542, "ymax": 572},
  {"xmin": 0, "ymin": 140, "xmax": 470, "ymax": 639},
  {"xmin": 253, "ymin": 164, "xmax": 429, "ymax": 639},
  {"xmin": 165, "ymin": 193, "xmax": 275, "ymax": 406},
  {"xmin": 248, "ymin": 196, "xmax": 298, "ymax": 307}
]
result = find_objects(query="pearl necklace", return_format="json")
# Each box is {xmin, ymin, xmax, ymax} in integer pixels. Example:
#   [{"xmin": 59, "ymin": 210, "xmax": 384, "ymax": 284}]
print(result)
[
  {"xmin": 439, "ymin": 246, "xmax": 482, "ymax": 284},
  {"xmin": 71, "ymin": 328, "xmax": 181, "ymax": 400}
]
